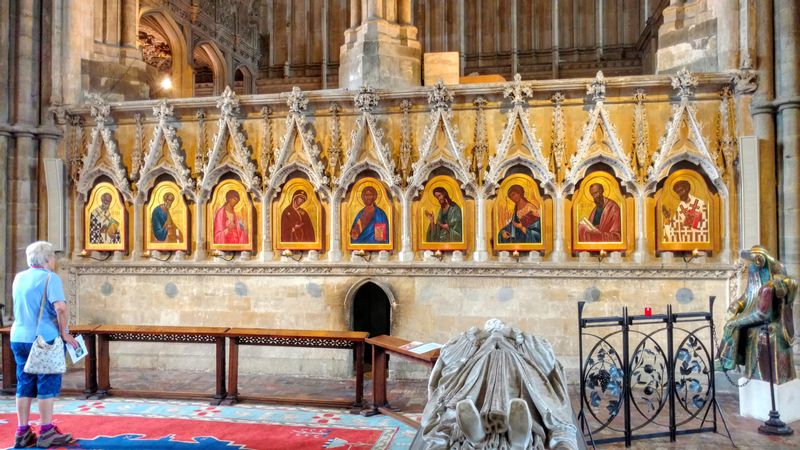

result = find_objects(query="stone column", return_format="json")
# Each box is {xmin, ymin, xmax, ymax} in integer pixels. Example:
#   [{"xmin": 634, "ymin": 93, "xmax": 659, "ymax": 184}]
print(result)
[
  {"xmin": 11, "ymin": 0, "xmax": 42, "ymax": 280},
  {"xmin": 776, "ymin": 0, "xmax": 800, "ymax": 279},
  {"xmin": 473, "ymin": 193, "xmax": 488, "ymax": 262},
  {"xmin": 751, "ymin": 0, "xmax": 778, "ymax": 255},
  {"xmin": 72, "ymin": 197, "xmax": 85, "ymax": 257},
  {"xmin": 399, "ymin": 189, "xmax": 414, "ymax": 262},
  {"xmin": 551, "ymin": 191, "xmax": 566, "ymax": 262},
  {"xmin": 120, "ymin": 0, "xmax": 138, "ymax": 47},
  {"xmin": 0, "ymin": 132, "xmax": 9, "ymax": 304},
  {"xmin": 131, "ymin": 197, "xmax": 143, "ymax": 259},
  {"xmin": 259, "ymin": 191, "xmax": 274, "ymax": 262},
  {"xmin": 0, "ymin": 1, "xmax": 10, "ymax": 305},
  {"xmin": 339, "ymin": 0, "xmax": 421, "ymax": 89},
  {"xmin": 328, "ymin": 190, "xmax": 342, "ymax": 262},
  {"xmin": 632, "ymin": 192, "xmax": 647, "ymax": 263},
  {"xmin": 194, "ymin": 198, "xmax": 207, "ymax": 261}
]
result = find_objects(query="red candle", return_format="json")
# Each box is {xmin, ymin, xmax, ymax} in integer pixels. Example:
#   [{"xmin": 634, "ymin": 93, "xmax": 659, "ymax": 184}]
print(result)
[{"xmin": 644, "ymin": 307, "xmax": 652, "ymax": 317}]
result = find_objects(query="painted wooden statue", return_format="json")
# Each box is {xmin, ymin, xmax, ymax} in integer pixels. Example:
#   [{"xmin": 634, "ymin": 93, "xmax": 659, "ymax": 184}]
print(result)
[{"xmin": 716, "ymin": 246, "xmax": 797, "ymax": 384}]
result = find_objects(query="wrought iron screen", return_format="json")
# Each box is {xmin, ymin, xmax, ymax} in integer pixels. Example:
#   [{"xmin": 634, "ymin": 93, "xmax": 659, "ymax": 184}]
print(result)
[{"xmin": 577, "ymin": 297, "xmax": 727, "ymax": 447}]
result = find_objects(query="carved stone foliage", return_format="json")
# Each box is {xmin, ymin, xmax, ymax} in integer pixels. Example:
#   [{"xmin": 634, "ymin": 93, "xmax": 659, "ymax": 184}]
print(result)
[
  {"xmin": 472, "ymin": 97, "xmax": 488, "ymax": 184},
  {"xmin": 259, "ymin": 106, "xmax": 273, "ymax": 182},
  {"xmin": 646, "ymin": 70, "xmax": 723, "ymax": 194},
  {"xmin": 137, "ymin": 100, "xmax": 196, "ymax": 202},
  {"xmin": 336, "ymin": 85, "xmax": 400, "ymax": 195},
  {"xmin": 408, "ymin": 81, "xmax": 476, "ymax": 196},
  {"xmin": 200, "ymin": 86, "xmax": 261, "ymax": 200},
  {"xmin": 327, "ymin": 103, "xmax": 341, "ymax": 183},
  {"xmin": 632, "ymin": 89, "xmax": 650, "ymax": 181},
  {"xmin": 77, "ymin": 94, "xmax": 133, "ymax": 202},
  {"xmin": 550, "ymin": 92, "xmax": 566, "ymax": 179},
  {"xmin": 564, "ymin": 81, "xmax": 635, "ymax": 195},
  {"xmin": 717, "ymin": 87, "xmax": 738, "ymax": 174},
  {"xmin": 267, "ymin": 87, "xmax": 328, "ymax": 198},
  {"xmin": 485, "ymin": 74, "xmax": 553, "ymax": 196},
  {"xmin": 399, "ymin": 99, "xmax": 413, "ymax": 183}
]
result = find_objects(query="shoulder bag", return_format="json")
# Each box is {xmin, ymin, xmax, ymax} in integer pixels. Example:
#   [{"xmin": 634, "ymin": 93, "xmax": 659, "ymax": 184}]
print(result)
[{"xmin": 23, "ymin": 275, "xmax": 67, "ymax": 374}]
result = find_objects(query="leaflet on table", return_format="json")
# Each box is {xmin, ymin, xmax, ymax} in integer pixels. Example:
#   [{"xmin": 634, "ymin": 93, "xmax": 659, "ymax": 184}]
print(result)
[
  {"xmin": 399, "ymin": 341, "xmax": 423, "ymax": 351},
  {"xmin": 67, "ymin": 335, "xmax": 88, "ymax": 364},
  {"xmin": 408, "ymin": 343, "xmax": 443, "ymax": 354}
]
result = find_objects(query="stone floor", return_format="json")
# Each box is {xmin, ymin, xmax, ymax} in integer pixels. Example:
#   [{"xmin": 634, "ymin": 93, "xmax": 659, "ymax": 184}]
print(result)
[{"xmin": 58, "ymin": 368, "xmax": 800, "ymax": 449}]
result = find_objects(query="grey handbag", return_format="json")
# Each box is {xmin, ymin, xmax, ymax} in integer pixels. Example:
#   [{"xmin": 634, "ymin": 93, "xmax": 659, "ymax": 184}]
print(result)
[{"xmin": 22, "ymin": 275, "xmax": 66, "ymax": 374}]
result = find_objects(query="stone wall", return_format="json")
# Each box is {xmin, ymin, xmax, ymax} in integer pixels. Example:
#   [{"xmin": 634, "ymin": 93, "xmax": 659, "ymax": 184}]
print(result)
[{"xmin": 66, "ymin": 262, "xmax": 736, "ymax": 380}]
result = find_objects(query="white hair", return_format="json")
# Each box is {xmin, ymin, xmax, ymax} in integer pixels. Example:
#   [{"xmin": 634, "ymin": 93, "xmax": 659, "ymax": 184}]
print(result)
[{"xmin": 26, "ymin": 241, "xmax": 55, "ymax": 267}]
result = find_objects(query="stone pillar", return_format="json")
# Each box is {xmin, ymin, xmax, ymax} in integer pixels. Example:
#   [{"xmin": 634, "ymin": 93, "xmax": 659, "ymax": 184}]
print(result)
[
  {"xmin": 399, "ymin": 190, "xmax": 414, "ymax": 262},
  {"xmin": 121, "ymin": 0, "xmax": 138, "ymax": 47},
  {"xmin": 11, "ymin": 0, "xmax": 42, "ymax": 281},
  {"xmin": 632, "ymin": 193, "xmax": 647, "ymax": 263},
  {"xmin": 0, "ymin": 0, "xmax": 11, "ymax": 305},
  {"xmin": 473, "ymin": 193, "xmax": 488, "ymax": 262},
  {"xmin": 194, "ymin": 199, "xmax": 207, "ymax": 261},
  {"xmin": 0, "ymin": 132, "xmax": 9, "ymax": 305},
  {"xmin": 259, "ymin": 191, "xmax": 274, "ymax": 262},
  {"xmin": 328, "ymin": 190, "xmax": 342, "ymax": 262},
  {"xmin": 339, "ymin": 0, "xmax": 421, "ymax": 90},
  {"xmin": 776, "ymin": 0, "xmax": 800, "ymax": 279},
  {"xmin": 72, "ymin": 197, "xmax": 85, "ymax": 257},
  {"xmin": 132, "ymin": 197, "xmax": 143, "ymax": 259},
  {"xmin": 751, "ymin": 0, "xmax": 778, "ymax": 255},
  {"xmin": 551, "ymin": 191, "xmax": 566, "ymax": 262}
]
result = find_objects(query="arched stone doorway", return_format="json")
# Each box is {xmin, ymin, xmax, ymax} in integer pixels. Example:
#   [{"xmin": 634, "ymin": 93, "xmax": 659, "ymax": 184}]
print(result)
[{"xmin": 345, "ymin": 279, "xmax": 394, "ymax": 365}]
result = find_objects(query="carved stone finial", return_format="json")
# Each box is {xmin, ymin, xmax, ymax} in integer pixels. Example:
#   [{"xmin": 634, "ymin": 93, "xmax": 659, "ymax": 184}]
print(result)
[
  {"xmin": 153, "ymin": 100, "xmax": 174, "ymax": 122},
  {"xmin": 354, "ymin": 85, "xmax": 380, "ymax": 113},
  {"xmin": 586, "ymin": 71, "xmax": 607, "ymax": 102},
  {"xmin": 503, "ymin": 73, "xmax": 533, "ymax": 107},
  {"xmin": 400, "ymin": 99, "xmax": 412, "ymax": 113},
  {"xmin": 428, "ymin": 80, "xmax": 454, "ymax": 111},
  {"xmin": 287, "ymin": 86, "xmax": 308, "ymax": 114},
  {"xmin": 671, "ymin": 68, "xmax": 699, "ymax": 99},
  {"xmin": 217, "ymin": 85, "xmax": 240, "ymax": 117},
  {"xmin": 551, "ymin": 92, "xmax": 565, "ymax": 105},
  {"xmin": 86, "ymin": 93, "xmax": 111, "ymax": 123},
  {"xmin": 260, "ymin": 105, "xmax": 272, "ymax": 118},
  {"xmin": 633, "ymin": 88, "xmax": 647, "ymax": 103}
]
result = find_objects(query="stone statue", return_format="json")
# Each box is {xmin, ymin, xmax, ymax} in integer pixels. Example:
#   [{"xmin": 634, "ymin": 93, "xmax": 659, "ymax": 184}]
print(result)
[
  {"xmin": 412, "ymin": 319, "xmax": 584, "ymax": 450},
  {"xmin": 716, "ymin": 246, "xmax": 797, "ymax": 384}
]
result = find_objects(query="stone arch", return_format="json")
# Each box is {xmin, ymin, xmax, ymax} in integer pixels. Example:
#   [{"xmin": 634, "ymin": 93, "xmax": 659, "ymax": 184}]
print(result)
[
  {"xmin": 193, "ymin": 42, "xmax": 227, "ymax": 96},
  {"xmin": 138, "ymin": 8, "xmax": 192, "ymax": 97},
  {"xmin": 343, "ymin": 278, "xmax": 396, "ymax": 334},
  {"xmin": 233, "ymin": 64, "xmax": 254, "ymax": 95}
]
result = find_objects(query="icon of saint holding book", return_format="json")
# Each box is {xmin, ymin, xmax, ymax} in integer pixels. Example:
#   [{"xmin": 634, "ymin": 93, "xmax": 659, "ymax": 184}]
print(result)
[{"xmin": 577, "ymin": 183, "xmax": 621, "ymax": 242}]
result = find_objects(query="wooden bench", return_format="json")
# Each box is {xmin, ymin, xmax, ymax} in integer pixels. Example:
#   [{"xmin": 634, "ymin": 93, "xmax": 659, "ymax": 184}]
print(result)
[
  {"xmin": 1, "ymin": 325, "xmax": 99, "ymax": 396},
  {"xmin": 364, "ymin": 335, "xmax": 440, "ymax": 428},
  {"xmin": 224, "ymin": 328, "xmax": 368, "ymax": 410},
  {"xmin": 93, "ymin": 325, "xmax": 229, "ymax": 404}
]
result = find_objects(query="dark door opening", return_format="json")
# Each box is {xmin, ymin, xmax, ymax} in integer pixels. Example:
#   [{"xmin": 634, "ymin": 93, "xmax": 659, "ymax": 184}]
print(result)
[{"xmin": 351, "ymin": 282, "xmax": 391, "ymax": 365}]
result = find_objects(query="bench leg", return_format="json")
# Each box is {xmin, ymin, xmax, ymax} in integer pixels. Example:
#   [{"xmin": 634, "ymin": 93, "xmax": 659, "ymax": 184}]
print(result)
[
  {"xmin": 82, "ymin": 334, "xmax": 97, "ymax": 399},
  {"xmin": 212, "ymin": 336, "xmax": 226, "ymax": 405},
  {"xmin": 351, "ymin": 342, "xmax": 365, "ymax": 413},
  {"xmin": 222, "ymin": 337, "xmax": 239, "ymax": 406},
  {"xmin": 94, "ymin": 335, "xmax": 110, "ymax": 399}
]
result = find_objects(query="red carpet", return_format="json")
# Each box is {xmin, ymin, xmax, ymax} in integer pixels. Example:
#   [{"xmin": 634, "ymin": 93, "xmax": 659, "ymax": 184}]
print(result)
[{"xmin": 0, "ymin": 413, "xmax": 397, "ymax": 449}]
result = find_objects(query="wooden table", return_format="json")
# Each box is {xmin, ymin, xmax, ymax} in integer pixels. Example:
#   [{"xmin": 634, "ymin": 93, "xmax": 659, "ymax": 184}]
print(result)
[
  {"xmin": 93, "ymin": 325, "xmax": 229, "ymax": 404},
  {"xmin": 224, "ymin": 328, "xmax": 367, "ymax": 410},
  {"xmin": 364, "ymin": 335, "xmax": 440, "ymax": 428},
  {"xmin": 1, "ymin": 325, "xmax": 99, "ymax": 397}
]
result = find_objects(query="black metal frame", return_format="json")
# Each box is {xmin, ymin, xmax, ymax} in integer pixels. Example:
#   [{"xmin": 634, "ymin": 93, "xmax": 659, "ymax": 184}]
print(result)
[{"xmin": 577, "ymin": 296, "xmax": 734, "ymax": 448}]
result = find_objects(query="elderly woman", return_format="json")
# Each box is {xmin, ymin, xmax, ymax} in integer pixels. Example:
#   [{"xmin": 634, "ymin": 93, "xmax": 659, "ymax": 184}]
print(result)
[{"xmin": 11, "ymin": 241, "xmax": 77, "ymax": 448}]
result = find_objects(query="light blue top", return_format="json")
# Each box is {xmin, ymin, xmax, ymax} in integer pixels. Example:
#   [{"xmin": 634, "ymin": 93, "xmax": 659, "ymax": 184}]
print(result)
[{"xmin": 10, "ymin": 268, "xmax": 66, "ymax": 343}]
